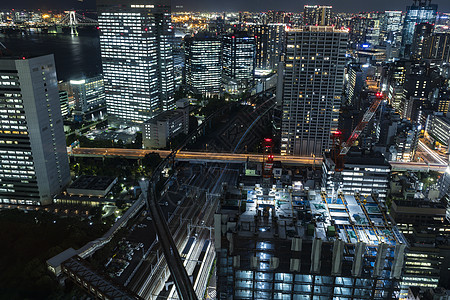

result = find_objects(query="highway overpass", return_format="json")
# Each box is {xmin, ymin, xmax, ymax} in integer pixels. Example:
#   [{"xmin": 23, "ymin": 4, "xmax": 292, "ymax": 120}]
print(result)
[{"xmin": 70, "ymin": 147, "xmax": 447, "ymax": 172}]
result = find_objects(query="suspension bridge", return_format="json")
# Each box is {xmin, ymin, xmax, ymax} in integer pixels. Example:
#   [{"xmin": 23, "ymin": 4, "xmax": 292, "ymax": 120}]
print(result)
[
  {"xmin": 0, "ymin": 11, "xmax": 98, "ymax": 35},
  {"xmin": 56, "ymin": 11, "xmax": 98, "ymax": 35}
]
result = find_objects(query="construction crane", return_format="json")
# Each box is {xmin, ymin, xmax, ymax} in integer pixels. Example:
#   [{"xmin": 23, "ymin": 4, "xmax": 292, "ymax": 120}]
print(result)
[{"xmin": 333, "ymin": 92, "xmax": 384, "ymax": 171}]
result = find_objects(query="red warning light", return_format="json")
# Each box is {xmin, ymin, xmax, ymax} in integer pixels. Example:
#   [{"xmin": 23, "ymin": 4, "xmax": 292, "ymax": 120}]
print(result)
[
  {"xmin": 144, "ymin": 28, "xmax": 148, "ymax": 31},
  {"xmin": 334, "ymin": 130, "xmax": 342, "ymax": 136},
  {"xmin": 22, "ymin": 57, "xmax": 26, "ymax": 60},
  {"xmin": 96, "ymin": 26, "xmax": 100, "ymax": 30},
  {"xmin": 376, "ymin": 92, "xmax": 383, "ymax": 98},
  {"xmin": 264, "ymin": 138, "xmax": 272, "ymax": 142}
]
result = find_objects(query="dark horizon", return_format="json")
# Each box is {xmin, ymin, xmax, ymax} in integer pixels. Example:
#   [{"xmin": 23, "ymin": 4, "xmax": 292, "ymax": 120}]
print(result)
[{"xmin": 2, "ymin": 0, "xmax": 450, "ymax": 13}]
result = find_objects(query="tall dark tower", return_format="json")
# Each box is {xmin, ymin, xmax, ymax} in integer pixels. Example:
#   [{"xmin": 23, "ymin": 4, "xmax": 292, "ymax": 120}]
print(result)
[
  {"xmin": 401, "ymin": 0, "xmax": 437, "ymax": 58},
  {"xmin": 411, "ymin": 22, "xmax": 434, "ymax": 60}
]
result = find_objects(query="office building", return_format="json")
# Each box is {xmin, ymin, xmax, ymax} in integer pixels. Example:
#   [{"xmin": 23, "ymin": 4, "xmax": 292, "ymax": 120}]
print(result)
[
  {"xmin": 349, "ymin": 16, "xmax": 370, "ymax": 46},
  {"xmin": 425, "ymin": 114, "xmax": 450, "ymax": 151},
  {"xmin": 381, "ymin": 11, "xmax": 403, "ymax": 45},
  {"xmin": 184, "ymin": 33, "xmax": 222, "ymax": 97},
  {"xmin": 59, "ymin": 90, "xmax": 69, "ymax": 118},
  {"xmin": 425, "ymin": 32, "xmax": 450, "ymax": 63},
  {"xmin": 70, "ymin": 75, "xmax": 105, "ymax": 114},
  {"xmin": 398, "ymin": 63, "xmax": 437, "ymax": 123},
  {"xmin": 215, "ymin": 185, "xmax": 408, "ymax": 299},
  {"xmin": 390, "ymin": 197, "xmax": 450, "ymax": 297},
  {"xmin": 142, "ymin": 99, "xmax": 189, "ymax": 149},
  {"xmin": 303, "ymin": 5, "xmax": 332, "ymax": 26},
  {"xmin": 365, "ymin": 13, "xmax": 383, "ymax": 46},
  {"xmin": 385, "ymin": 60, "xmax": 411, "ymax": 111},
  {"xmin": 407, "ymin": 286, "xmax": 450, "ymax": 300},
  {"xmin": 345, "ymin": 64, "xmax": 367, "ymax": 106},
  {"xmin": 0, "ymin": 55, "xmax": 71, "ymax": 206},
  {"xmin": 434, "ymin": 89, "xmax": 450, "ymax": 114},
  {"xmin": 322, "ymin": 149, "xmax": 391, "ymax": 201},
  {"xmin": 411, "ymin": 23, "xmax": 434, "ymax": 61},
  {"xmin": 265, "ymin": 11, "xmax": 290, "ymax": 25},
  {"xmin": 222, "ymin": 32, "xmax": 256, "ymax": 92},
  {"xmin": 388, "ymin": 120, "xmax": 420, "ymax": 162},
  {"xmin": 281, "ymin": 26, "xmax": 348, "ymax": 156},
  {"xmin": 401, "ymin": 0, "xmax": 438, "ymax": 58},
  {"xmin": 249, "ymin": 24, "xmax": 286, "ymax": 71},
  {"xmin": 97, "ymin": 0, "xmax": 175, "ymax": 126}
]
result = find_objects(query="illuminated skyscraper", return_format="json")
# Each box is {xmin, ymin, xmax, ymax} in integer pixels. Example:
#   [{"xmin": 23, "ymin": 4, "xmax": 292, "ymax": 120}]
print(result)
[
  {"xmin": 70, "ymin": 75, "xmax": 106, "ymax": 114},
  {"xmin": 411, "ymin": 22, "xmax": 434, "ymax": 60},
  {"xmin": 381, "ymin": 11, "xmax": 403, "ymax": 44},
  {"xmin": 401, "ymin": 0, "xmax": 437, "ymax": 58},
  {"xmin": 184, "ymin": 33, "xmax": 222, "ymax": 96},
  {"xmin": 426, "ymin": 32, "xmax": 450, "ymax": 63},
  {"xmin": 303, "ymin": 5, "xmax": 332, "ymax": 26},
  {"xmin": 249, "ymin": 24, "xmax": 286, "ymax": 71},
  {"xmin": 281, "ymin": 26, "xmax": 348, "ymax": 156},
  {"xmin": 222, "ymin": 32, "xmax": 256, "ymax": 92},
  {"xmin": 0, "ymin": 55, "xmax": 70, "ymax": 206},
  {"xmin": 97, "ymin": 0, "xmax": 175, "ymax": 126}
]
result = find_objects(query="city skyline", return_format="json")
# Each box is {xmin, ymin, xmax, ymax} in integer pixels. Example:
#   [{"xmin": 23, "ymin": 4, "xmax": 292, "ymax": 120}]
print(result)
[
  {"xmin": 2, "ymin": 0, "xmax": 450, "ymax": 13},
  {"xmin": 1, "ymin": 0, "xmax": 450, "ymax": 298}
]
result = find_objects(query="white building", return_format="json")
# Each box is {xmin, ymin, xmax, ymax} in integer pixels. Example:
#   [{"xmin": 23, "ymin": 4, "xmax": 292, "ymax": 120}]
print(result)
[
  {"xmin": 143, "ymin": 99, "xmax": 189, "ymax": 149},
  {"xmin": 281, "ymin": 26, "xmax": 348, "ymax": 156},
  {"xmin": 70, "ymin": 75, "xmax": 105, "ymax": 114},
  {"xmin": 97, "ymin": 0, "xmax": 175, "ymax": 126},
  {"xmin": 0, "ymin": 55, "xmax": 71, "ymax": 205},
  {"xmin": 322, "ymin": 150, "xmax": 391, "ymax": 201}
]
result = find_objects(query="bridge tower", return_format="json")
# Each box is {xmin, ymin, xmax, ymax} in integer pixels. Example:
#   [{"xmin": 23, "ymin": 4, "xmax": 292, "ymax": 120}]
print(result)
[{"xmin": 68, "ymin": 11, "xmax": 78, "ymax": 36}]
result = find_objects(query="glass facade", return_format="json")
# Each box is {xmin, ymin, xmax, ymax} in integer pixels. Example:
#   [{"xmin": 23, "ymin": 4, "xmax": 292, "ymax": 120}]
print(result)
[
  {"xmin": 401, "ymin": 0, "xmax": 437, "ymax": 57},
  {"xmin": 247, "ymin": 24, "xmax": 286, "ymax": 71},
  {"xmin": 70, "ymin": 75, "xmax": 105, "ymax": 113},
  {"xmin": 222, "ymin": 32, "xmax": 256, "ymax": 90},
  {"xmin": 184, "ymin": 34, "xmax": 222, "ymax": 96},
  {"xmin": 97, "ymin": 0, "xmax": 175, "ymax": 125}
]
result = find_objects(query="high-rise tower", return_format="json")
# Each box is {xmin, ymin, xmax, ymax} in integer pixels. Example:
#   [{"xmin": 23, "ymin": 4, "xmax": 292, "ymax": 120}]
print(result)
[
  {"xmin": 281, "ymin": 26, "xmax": 348, "ymax": 156},
  {"xmin": 97, "ymin": 0, "xmax": 175, "ymax": 126},
  {"xmin": 184, "ymin": 33, "xmax": 222, "ymax": 96},
  {"xmin": 222, "ymin": 32, "xmax": 256, "ymax": 92},
  {"xmin": 0, "ymin": 55, "xmax": 71, "ymax": 206},
  {"xmin": 411, "ymin": 22, "xmax": 434, "ymax": 60},
  {"xmin": 401, "ymin": 0, "xmax": 437, "ymax": 58},
  {"xmin": 303, "ymin": 5, "xmax": 332, "ymax": 26}
]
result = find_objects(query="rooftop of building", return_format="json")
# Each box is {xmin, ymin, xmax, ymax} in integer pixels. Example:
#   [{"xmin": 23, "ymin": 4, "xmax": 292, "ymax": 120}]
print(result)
[
  {"xmin": 68, "ymin": 175, "xmax": 117, "ymax": 191},
  {"xmin": 431, "ymin": 113, "xmax": 450, "ymax": 125},
  {"xmin": 144, "ymin": 108, "xmax": 187, "ymax": 124},
  {"xmin": 220, "ymin": 184, "xmax": 406, "ymax": 247},
  {"xmin": 223, "ymin": 31, "xmax": 255, "ymax": 38},
  {"xmin": 185, "ymin": 31, "xmax": 220, "ymax": 40},
  {"xmin": 344, "ymin": 149, "xmax": 391, "ymax": 167},
  {"xmin": 392, "ymin": 198, "xmax": 446, "ymax": 209},
  {"xmin": 286, "ymin": 26, "xmax": 348, "ymax": 33},
  {"xmin": 0, "ymin": 53, "xmax": 51, "ymax": 60},
  {"xmin": 324, "ymin": 148, "xmax": 391, "ymax": 168}
]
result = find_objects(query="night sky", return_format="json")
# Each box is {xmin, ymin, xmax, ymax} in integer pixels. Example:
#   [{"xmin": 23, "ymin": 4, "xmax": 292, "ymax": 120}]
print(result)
[{"xmin": 3, "ymin": 0, "xmax": 450, "ymax": 13}]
